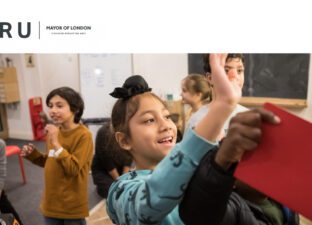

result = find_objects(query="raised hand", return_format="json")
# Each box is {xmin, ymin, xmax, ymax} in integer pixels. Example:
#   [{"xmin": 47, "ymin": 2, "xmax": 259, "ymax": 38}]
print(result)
[
  {"xmin": 215, "ymin": 108, "xmax": 281, "ymax": 169},
  {"xmin": 209, "ymin": 54, "xmax": 242, "ymax": 106},
  {"xmin": 21, "ymin": 143, "xmax": 35, "ymax": 157}
]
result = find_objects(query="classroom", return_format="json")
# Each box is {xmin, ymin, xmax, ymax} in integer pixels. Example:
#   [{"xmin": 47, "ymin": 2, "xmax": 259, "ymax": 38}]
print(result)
[{"xmin": 0, "ymin": 53, "xmax": 311, "ymax": 225}]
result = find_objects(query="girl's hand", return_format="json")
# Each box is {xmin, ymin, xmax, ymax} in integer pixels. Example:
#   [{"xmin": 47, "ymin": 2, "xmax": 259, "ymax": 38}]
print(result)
[
  {"xmin": 209, "ymin": 54, "xmax": 242, "ymax": 105},
  {"xmin": 45, "ymin": 124, "xmax": 61, "ymax": 149},
  {"xmin": 21, "ymin": 143, "xmax": 35, "ymax": 157}
]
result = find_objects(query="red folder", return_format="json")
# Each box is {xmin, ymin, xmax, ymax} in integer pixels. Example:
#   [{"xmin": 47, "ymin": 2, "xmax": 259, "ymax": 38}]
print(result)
[{"xmin": 234, "ymin": 103, "xmax": 312, "ymax": 220}]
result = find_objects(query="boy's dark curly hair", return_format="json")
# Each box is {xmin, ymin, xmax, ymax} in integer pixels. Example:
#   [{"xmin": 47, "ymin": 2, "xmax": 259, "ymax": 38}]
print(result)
[{"xmin": 203, "ymin": 54, "xmax": 245, "ymax": 74}]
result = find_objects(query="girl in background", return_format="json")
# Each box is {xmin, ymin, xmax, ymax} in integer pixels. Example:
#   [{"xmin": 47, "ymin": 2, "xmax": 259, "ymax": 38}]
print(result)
[
  {"xmin": 180, "ymin": 74, "xmax": 211, "ymax": 133},
  {"xmin": 21, "ymin": 87, "xmax": 93, "ymax": 225}
]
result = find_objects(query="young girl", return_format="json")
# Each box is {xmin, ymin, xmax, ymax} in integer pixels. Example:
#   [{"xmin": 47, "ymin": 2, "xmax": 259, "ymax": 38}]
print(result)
[
  {"xmin": 106, "ymin": 54, "xmax": 242, "ymax": 224},
  {"xmin": 21, "ymin": 87, "xmax": 93, "ymax": 225},
  {"xmin": 180, "ymin": 74, "xmax": 211, "ymax": 132}
]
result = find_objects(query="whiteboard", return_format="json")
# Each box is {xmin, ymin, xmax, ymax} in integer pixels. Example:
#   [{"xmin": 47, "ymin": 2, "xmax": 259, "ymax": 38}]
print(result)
[{"xmin": 79, "ymin": 54, "xmax": 133, "ymax": 119}]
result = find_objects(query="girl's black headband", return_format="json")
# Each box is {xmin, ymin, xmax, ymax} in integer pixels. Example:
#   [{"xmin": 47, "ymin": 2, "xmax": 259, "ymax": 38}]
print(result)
[{"xmin": 110, "ymin": 75, "xmax": 152, "ymax": 100}]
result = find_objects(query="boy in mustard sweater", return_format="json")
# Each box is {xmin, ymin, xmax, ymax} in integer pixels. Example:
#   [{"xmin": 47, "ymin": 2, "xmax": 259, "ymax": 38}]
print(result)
[{"xmin": 21, "ymin": 87, "xmax": 93, "ymax": 225}]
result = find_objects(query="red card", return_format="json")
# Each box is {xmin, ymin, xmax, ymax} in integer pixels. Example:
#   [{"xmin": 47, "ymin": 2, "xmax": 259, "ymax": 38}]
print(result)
[{"xmin": 234, "ymin": 103, "xmax": 312, "ymax": 220}]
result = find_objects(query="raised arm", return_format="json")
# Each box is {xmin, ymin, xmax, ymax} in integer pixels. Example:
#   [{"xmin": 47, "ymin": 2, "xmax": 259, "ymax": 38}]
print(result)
[{"xmin": 195, "ymin": 54, "xmax": 241, "ymax": 142}]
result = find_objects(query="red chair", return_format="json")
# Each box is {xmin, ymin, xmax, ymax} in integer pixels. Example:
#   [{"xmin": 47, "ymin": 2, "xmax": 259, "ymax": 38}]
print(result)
[{"xmin": 5, "ymin": 145, "xmax": 26, "ymax": 184}]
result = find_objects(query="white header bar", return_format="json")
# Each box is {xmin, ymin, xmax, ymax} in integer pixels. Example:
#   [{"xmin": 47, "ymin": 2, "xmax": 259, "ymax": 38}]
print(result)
[{"xmin": 1, "ymin": 0, "xmax": 312, "ymax": 53}]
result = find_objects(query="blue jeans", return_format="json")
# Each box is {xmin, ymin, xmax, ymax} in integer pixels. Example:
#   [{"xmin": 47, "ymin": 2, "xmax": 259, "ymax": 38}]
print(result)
[{"xmin": 44, "ymin": 217, "xmax": 86, "ymax": 225}]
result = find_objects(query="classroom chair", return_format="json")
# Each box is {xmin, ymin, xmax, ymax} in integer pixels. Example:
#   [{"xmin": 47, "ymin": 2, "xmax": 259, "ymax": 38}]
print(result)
[{"xmin": 5, "ymin": 145, "xmax": 26, "ymax": 184}]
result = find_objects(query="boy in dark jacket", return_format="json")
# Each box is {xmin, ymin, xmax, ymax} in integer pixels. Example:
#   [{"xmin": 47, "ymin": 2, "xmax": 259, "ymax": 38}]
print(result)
[
  {"xmin": 179, "ymin": 108, "xmax": 299, "ymax": 225},
  {"xmin": 91, "ymin": 121, "xmax": 133, "ymax": 198}
]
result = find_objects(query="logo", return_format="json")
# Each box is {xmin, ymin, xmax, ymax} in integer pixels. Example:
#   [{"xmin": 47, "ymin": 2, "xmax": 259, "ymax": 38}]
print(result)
[{"xmin": 0, "ymin": 22, "xmax": 31, "ymax": 38}]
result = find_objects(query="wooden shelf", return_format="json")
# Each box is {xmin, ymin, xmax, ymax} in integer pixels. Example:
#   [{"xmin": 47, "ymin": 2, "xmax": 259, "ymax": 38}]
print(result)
[{"xmin": 240, "ymin": 97, "xmax": 307, "ymax": 108}]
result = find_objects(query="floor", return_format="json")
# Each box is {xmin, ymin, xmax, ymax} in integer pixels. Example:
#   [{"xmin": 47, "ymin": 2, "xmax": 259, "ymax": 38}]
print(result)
[
  {"xmin": 4, "ymin": 138, "xmax": 103, "ymax": 225},
  {"xmin": 301, "ymin": 216, "xmax": 312, "ymax": 225},
  {"xmin": 86, "ymin": 200, "xmax": 114, "ymax": 225}
]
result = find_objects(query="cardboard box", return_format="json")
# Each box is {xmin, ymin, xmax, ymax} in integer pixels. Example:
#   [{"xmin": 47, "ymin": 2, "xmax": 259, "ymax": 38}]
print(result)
[
  {"xmin": 166, "ymin": 100, "xmax": 184, "ymax": 115},
  {"xmin": 0, "ymin": 68, "xmax": 18, "ymax": 83},
  {"xmin": 0, "ymin": 83, "xmax": 19, "ymax": 93},
  {"xmin": 0, "ymin": 91, "xmax": 20, "ymax": 103},
  {"xmin": 165, "ymin": 100, "xmax": 185, "ymax": 131},
  {"xmin": 0, "ymin": 83, "xmax": 20, "ymax": 103},
  {"xmin": 0, "ymin": 69, "xmax": 20, "ymax": 103}
]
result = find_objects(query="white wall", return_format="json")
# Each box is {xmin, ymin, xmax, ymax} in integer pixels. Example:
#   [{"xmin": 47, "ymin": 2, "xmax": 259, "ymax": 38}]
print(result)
[
  {"xmin": 0, "ymin": 54, "xmax": 78, "ymax": 139},
  {"xmin": 37, "ymin": 54, "xmax": 79, "ymax": 112},
  {"xmin": 1, "ymin": 54, "xmax": 312, "ymax": 140},
  {"xmin": 1, "ymin": 54, "xmax": 42, "ymax": 139},
  {"xmin": 132, "ymin": 54, "xmax": 188, "ymax": 99}
]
